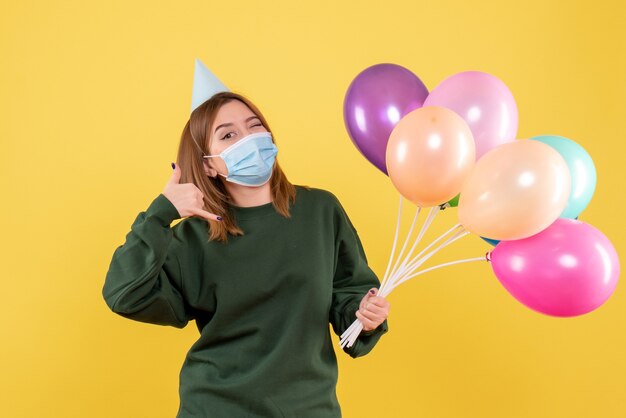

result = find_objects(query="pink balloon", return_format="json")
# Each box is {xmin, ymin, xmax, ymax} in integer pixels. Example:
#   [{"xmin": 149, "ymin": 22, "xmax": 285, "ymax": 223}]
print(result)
[
  {"xmin": 424, "ymin": 71, "xmax": 518, "ymax": 159},
  {"xmin": 489, "ymin": 219, "xmax": 620, "ymax": 317}
]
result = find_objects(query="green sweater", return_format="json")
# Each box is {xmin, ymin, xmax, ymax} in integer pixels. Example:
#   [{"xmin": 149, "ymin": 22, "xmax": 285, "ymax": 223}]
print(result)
[{"xmin": 102, "ymin": 185, "xmax": 388, "ymax": 417}]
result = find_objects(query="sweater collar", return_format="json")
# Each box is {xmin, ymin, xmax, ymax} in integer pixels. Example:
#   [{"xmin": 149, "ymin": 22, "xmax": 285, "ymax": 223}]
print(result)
[{"xmin": 228, "ymin": 200, "xmax": 276, "ymax": 220}]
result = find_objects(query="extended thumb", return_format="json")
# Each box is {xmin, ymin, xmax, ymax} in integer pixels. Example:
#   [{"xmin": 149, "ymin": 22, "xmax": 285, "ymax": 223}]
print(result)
[{"xmin": 169, "ymin": 162, "xmax": 181, "ymax": 184}]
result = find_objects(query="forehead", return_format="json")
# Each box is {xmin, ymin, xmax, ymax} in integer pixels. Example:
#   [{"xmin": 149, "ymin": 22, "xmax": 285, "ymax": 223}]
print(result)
[{"xmin": 213, "ymin": 100, "xmax": 257, "ymax": 124}]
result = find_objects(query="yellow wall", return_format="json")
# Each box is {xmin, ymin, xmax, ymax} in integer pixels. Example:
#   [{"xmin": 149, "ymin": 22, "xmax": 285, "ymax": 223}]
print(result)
[{"xmin": 2, "ymin": 1, "xmax": 625, "ymax": 417}]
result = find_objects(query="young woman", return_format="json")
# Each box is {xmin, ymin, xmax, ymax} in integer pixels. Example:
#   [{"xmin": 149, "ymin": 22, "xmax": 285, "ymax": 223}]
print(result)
[{"xmin": 102, "ymin": 91, "xmax": 390, "ymax": 417}]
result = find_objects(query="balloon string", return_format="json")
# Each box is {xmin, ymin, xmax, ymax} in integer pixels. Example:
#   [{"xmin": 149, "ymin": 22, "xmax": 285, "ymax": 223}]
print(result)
[
  {"xmin": 377, "ymin": 195, "xmax": 408, "ymax": 296},
  {"xmin": 385, "ymin": 206, "xmax": 439, "ymax": 292},
  {"xmin": 339, "ymin": 317, "xmax": 360, "ymax": 346},
  {"xmin": 391, "ymin": 256, "xmax": 486, "ymax": 291},
  {"xmin": 379, "ymin": 202, "xmax": 421, "ymax": 296},
  {"xmin": 346, "ymin": 321, "xmax": 363, "ymax": 348},
  {"xmin": 387, "ymin": 228, "xmax": 469, "ymax": 294},
  {"xmin": 340, "ymin": 319, "xmax": 360, "ymax": 341},
  {"xmin": 340, "ymin": 321, "xmax": 363, "ymax": 349},
  {"xmin": 380, "ymin": 206, "xmax": 438, "ymax": 296},
  {"xmin": 382, "ymin": 223, "xmax": 463, "ymax": 297}
]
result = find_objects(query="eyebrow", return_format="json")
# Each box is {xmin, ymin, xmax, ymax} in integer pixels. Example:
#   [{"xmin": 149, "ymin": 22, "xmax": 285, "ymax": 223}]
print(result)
[{"xmin": 214, "ymin": 116, "xmax": 261, "ymax": 134}]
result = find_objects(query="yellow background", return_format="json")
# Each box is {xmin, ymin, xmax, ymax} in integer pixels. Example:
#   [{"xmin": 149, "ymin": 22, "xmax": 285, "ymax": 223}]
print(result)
[{"xmin": 2, "ymin": 0, "xmax": 625, "ymax": 417}]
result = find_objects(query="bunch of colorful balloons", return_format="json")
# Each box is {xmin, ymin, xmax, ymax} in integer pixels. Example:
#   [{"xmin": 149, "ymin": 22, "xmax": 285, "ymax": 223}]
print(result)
[{"xmin": 343, "ymin": 63, "xmax": 620, "ymax": 323}]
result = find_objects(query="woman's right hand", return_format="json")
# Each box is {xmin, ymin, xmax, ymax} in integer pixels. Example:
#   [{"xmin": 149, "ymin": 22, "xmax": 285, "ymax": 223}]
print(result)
[{"xmin": 162, "ymin": 163, "xmax": 222, "ymax": 222}]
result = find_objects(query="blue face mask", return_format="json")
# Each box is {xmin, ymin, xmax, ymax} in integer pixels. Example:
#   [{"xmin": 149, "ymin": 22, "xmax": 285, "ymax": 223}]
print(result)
[{"xmin": 203, "ymin": 132, "xmax": 278, "ymax": 187}]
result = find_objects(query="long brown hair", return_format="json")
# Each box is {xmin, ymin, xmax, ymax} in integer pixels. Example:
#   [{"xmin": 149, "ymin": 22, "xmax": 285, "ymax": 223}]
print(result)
[{"xmin": 176, "ymin": 91, "xmax": 296, "ymax": 242}]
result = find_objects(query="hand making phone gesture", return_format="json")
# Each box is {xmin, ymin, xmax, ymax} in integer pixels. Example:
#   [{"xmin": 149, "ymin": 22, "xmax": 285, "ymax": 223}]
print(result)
[{"xmin": 162, "ymin": 163, "xmax": 222, "ymax": 222}]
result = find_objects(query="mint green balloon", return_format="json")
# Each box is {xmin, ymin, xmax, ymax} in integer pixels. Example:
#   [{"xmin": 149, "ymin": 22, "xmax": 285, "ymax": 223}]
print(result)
[{"xmin": 530, "ymin": 135, "xmax": 596, "ymax": 219}]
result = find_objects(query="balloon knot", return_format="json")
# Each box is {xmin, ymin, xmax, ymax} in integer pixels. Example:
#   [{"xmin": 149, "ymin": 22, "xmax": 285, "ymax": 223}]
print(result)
[{"xmin": 485, "ymin": 252, "xmax": 492, "ymax": 262}]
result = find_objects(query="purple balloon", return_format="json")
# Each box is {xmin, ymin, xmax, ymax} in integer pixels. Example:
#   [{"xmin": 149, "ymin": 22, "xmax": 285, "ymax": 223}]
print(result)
[
  {"xmin": 490, "ymin": 219, "xmax": 620, "ymax": 317},
  {"xmin": 424, "ymin": 71, "xmax": 518, "ymax": 159},
  {"xmin": 343, "ymin": 64, "xmax": 429, "ymax": 174}
]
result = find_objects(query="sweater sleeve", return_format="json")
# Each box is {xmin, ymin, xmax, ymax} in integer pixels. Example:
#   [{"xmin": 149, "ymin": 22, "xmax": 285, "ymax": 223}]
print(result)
[
  {"xmin": 328, "ymin": 196, "xmax": 389, "ymax": 358},
  {"xmin": 102, "ymin": 194, "xmax": 192, "ymax": 328}
]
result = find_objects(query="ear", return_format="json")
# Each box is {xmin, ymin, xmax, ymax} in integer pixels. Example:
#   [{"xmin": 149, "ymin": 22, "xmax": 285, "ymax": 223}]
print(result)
[{"xmin": 203, "ymin": 159, "xmax": 218, "ymax": 178}]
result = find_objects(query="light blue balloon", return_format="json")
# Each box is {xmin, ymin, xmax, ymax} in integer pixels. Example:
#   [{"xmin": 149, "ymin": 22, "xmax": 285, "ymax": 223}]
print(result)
[
  {"xmin": 481, "ymin": 236, "xmax": 500, "ymax": 246},
  {"xmin": 531, "ymin": 135, "xmax": 596, "ymax": 219}
]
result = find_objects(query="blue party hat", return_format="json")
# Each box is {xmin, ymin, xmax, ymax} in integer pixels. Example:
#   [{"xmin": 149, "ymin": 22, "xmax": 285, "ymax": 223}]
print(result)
[{"xmin": 191, "ymin": 59, "xmax": 229, "ymax": 113}]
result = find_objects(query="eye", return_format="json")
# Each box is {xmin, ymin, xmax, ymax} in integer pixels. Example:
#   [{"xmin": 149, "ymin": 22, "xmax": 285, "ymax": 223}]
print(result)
[
  {"xmin": 221, "ymin": 132, "xmax": 235, "ymax": 140},
  {"xmin": 251, "ymin": 123, "xmax": 263, "ymax": 128}
]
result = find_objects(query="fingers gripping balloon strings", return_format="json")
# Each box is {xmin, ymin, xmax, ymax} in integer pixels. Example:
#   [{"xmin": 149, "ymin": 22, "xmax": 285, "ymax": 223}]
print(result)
[{"xmin": 339, "ymin": 199, "xmax": 487, "ymax": 349}]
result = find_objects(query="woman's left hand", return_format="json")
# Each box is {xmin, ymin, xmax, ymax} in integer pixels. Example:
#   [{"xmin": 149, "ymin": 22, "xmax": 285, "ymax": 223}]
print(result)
[{"xmin": 355, "ymin": 288, "xmax": 390, "ymax": 331}]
